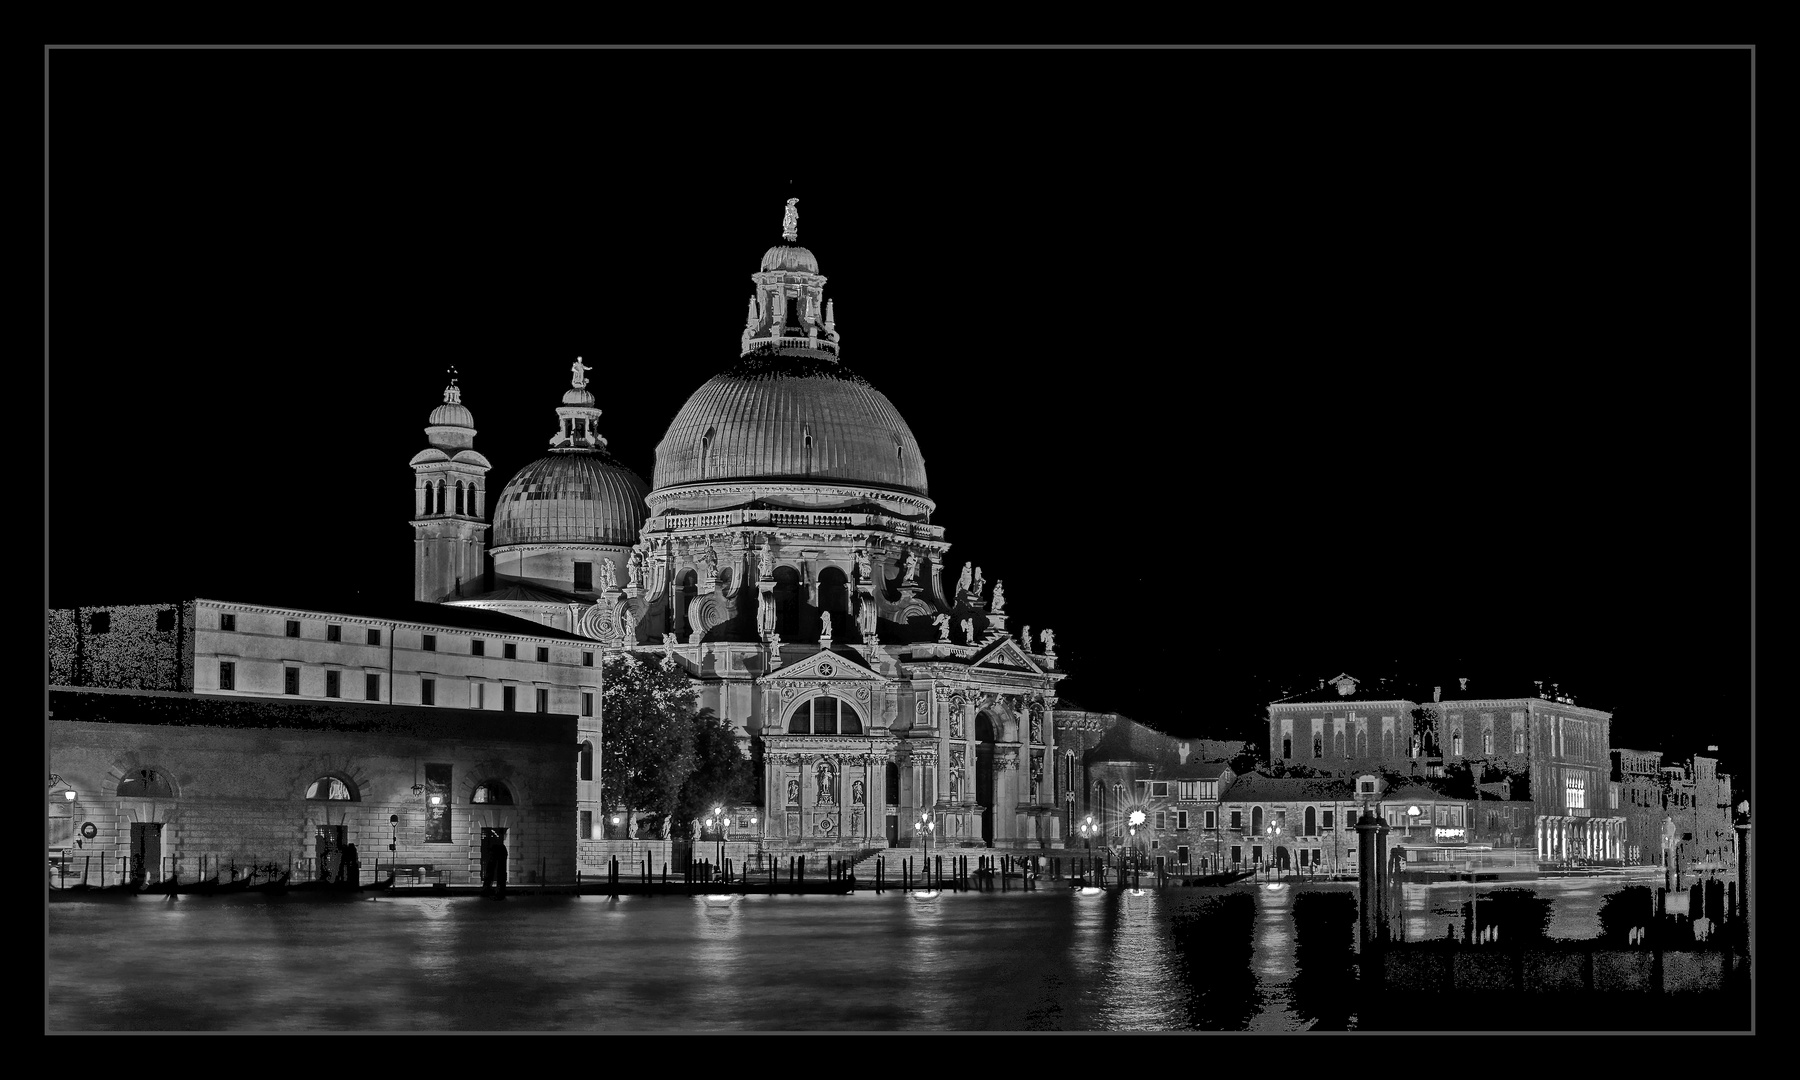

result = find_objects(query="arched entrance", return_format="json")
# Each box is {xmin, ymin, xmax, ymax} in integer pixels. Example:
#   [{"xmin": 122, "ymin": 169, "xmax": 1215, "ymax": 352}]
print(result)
[
  {"xmin": 976, "ymin": 712, "xmax": 997, "ymax": 845},
  {"xmin": 816, "ymin": 567, "xmax": 849, "ymax": 639},
  {"xmin": 674, "ymin": 570, "xmax": 698, "ymax": 640},
  {"xmin": 772, "ymin": 566, "xmax": 801, "ymax": 640}
]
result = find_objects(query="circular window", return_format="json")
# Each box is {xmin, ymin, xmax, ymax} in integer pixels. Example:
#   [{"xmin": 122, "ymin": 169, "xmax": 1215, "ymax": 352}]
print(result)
[
  {"xmin": 818, "ymin": 662, "xmax": 835, "ymax": 677},
  {"xmin": 80, "ymin": 822, "xmax": 98, "ymax": 840}
]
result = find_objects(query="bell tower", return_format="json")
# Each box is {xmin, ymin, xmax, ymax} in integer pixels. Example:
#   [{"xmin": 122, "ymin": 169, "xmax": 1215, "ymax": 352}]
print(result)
[{"xmin": 410, "ymin": 368, "xmax": 492, "ymax": 603}]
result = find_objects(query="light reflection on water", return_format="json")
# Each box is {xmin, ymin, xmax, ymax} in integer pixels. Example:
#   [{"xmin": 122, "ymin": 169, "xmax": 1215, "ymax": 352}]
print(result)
[{"xmin": 47, "ymin": 878, "xmax": 1641, "ymax": 1032}]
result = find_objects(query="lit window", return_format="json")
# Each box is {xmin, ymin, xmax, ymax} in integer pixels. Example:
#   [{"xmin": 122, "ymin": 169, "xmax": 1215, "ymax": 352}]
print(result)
[
  {"xmin": 536, "ymin": 688, "xmax": 549, "ymax": 713},
  {"xmin": 306, "ymin": 776, "xmax": 355, "ymax": 801},
  {"xmin": 472, "ymin": 781, "xmax": 514, "ymax": 805},
  {"xmin": 117, "ymin": 769, "xmax": 174, "ymax": 798}
]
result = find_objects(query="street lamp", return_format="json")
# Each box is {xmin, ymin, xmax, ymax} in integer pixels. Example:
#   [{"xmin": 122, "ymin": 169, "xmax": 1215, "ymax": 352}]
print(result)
[
  {"xmin": 1266, "ymin": 822, "xmax": 1284, "ymax": 882},
  {"xmin": 703, "ymin": 805, "xmax": 726, "ymax": 882},
  {"xmin": 1128, "ymin": 809, "xmax": 1147, "ymax": 887},
  {"xmin": 918, "ymin": 812, "xmax": 935, "ymax": 890}
]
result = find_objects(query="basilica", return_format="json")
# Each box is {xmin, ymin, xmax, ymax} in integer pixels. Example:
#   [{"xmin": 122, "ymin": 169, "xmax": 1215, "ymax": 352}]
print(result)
[{"xmin": 416, "ymin": 199, "xmax": 1068, "ymax": 853}]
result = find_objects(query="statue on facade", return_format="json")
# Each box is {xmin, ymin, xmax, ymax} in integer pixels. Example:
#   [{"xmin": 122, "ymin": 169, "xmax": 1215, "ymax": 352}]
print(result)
[
  {"xmin": 1031, "ymin": 712, "xmax": 1043, "ymax": 745},
  {"xmin": 950, "ymin": 710, "xmax": 963, "ymax": 740},
  {"xmin": 852, "ymin": 779, "xmax": 865, "ymax": 806},
  {"xmin": 960, "ymin": 618, "xmax": 974, "ymax": 643},
  {"xmin": 1031, "ymin": 756, "xmax": 1042, "ymax": 798},
  {"xmin": 570, "ymin": 356, "xmax": 591, "ymax": 389},
  {"xmin": 973, "ymin": 566, "xmax": 986, "ymax": 599},
  {"xmin": 934, "ymin": 613, "xmax": 951, "ymax": 642},
  {"xmin": 902, "ymin": 550, "xmax": 920, "ymax": 584},
  {"xmin": 818, "ymin": 611, "xmax": 834, "ymax": 647},
  {"xmin": 990, "ymin": 580, "xmax": 1006, "ymax": 613},
  {"xmin": 815, "ymin": 760, "xmax": 834, "ymax": 803},
  {"xmin": 620, "ymin": 605, "xmax": 638, "ymax": 644},
  {"xmin": 752, "ymin": 546, "xmax": 770, "ymax": 581},
  {"xmin": 626, "ymin": 548, "xmax": 643, "ymax": 588},
  {"xmin": 853, "ymin": 549, "xmax": 872, "ymax": 582},
  {"xmin": 787, "ymin": 778, "xmax": 800, "ymax": 805},
  {"xmin": 1021, "ymin": 625, "xmax": 1032, "ymax": 651},
  {"xmin": 599, "ymin": 558, "xmax": 617, "ymax": 592},
  {"xmin": 956, "ymin": 563, "xmax": 973, "ymax": 596},
  {"xmin": 949, "ymin": 771, "xmax": 960, "ymax": 803},
  {"xmin": 1040, "ymin": 628, "xmax": 1056, "ymax": 654},
  {"xmin": 663, "ymin": 632, "xmax": 677, "ymax": 646}
]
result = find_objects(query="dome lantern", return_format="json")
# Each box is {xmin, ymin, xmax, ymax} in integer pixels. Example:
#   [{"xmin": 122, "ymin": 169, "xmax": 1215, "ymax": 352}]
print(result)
[{"xmin": 741, "ymin": 197, "xmax": 840, "ymax": 359}]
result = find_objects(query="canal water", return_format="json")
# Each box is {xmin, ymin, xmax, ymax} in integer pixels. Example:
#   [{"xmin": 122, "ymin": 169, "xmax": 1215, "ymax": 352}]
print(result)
[{"xmin": 45, "ymin": 875, "xmax": 1672, "ymax": 1032}]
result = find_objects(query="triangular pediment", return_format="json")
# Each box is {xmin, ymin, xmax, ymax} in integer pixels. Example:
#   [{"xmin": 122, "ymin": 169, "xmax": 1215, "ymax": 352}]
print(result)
[
  {"xmin": 970, "ymin": 636, "xmax": 1043, "ymax": 674},
  {"xmin": 760, "ymin": 647, "xmax": 884, "ymax": 687}
]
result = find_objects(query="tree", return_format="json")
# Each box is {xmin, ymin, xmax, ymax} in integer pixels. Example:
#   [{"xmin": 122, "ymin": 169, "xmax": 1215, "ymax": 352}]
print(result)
[
  {"xmin": 599, "ymin": 651, "xmax": 702, "ymax": 838},
  {"xmin": 675, "ymin": 707, "xmax": 757, "ymax": 841}
]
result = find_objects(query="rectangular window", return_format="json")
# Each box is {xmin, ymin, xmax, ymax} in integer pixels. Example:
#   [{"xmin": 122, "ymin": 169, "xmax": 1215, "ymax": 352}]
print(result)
[
  {"xmin": 327, "ymin": 624, "xmax": 342, "ymax": 642},
  {"xmin": 366, "ymin": 674, "xmax": 381, "ymax": 701},
  {"xmin": 368, "ymin": 628, "xmax": 381, "ymax": 646},
  {"xmin": 1199, "ymin": 780, "xmax": 1218, "ymax": 800},
  {"xmin": 1231, "ymin": 845, "xmax": 1242, "ymax": 866},
  {"xmin": 1515, "ymin": 731, "xmax": 1525, "ymax": 755},
  {"xmin": 474, "ymin": 684, "xmax": 485, "ymax": 709},
  {"xmin": 1151, "ymin": 781, "xmax": 1169, "ymax": 798},
  {"xmin": 504, "ymin": 643, "xmax": 517, "ymax": 660},
  {"xmin": 537, "ymin": 646, "xmax": 549, "ymax": 663},
  {"xmin": 536, "ymin": 688, "xmax": 549, "ymax": 713},
  {"xmin": 574, "ymin": 562, "xmax": 593, "ymax": 591},
  {"xmin": 286, "ymin": 620, "xmax": 300, "ymax": 638},
  {"xmin": 89, "ymin": 611, "xmax": 110, "ymax": 634},
  {"xmin": 1484, "ymin": 731, "xmax": 1493, "ymax": 755},
  {"xmin": 421, "ymin": 678, "xmax": 435, "ymax": 706},
  {"xmin": 423, "ymin": 634, "xmax": 437, "ymax": 652},
  {"xmin": 220, "ymin": 612, "xmax": 236, "ymax": 631},
  {"xmin": 1229, "ymin": 810, "xmax": 1242, "ymax": 831},
  {"xmin": 1282, "ymin": 737, "xmax": 1292, "ymax": 759},
  {"xmin": 1322, "ymin": 810, "xmax": 1334, "ymax": 830},
  {"xmin": 1178, "ymin": 781, "xmax": 1196, "ymax": 800},
  {"xmin": 582, "ymin": 650, "xmax": 594, "ymax": 667},
  {"xmin": 580, "ymin": 810, "xmax": 593, "ymax": 840},
  {"xmin": 1155, "ymin": 812, "xmax": 1166, "ymax": 830},
  {"xmin": 1177, "ymin": 810, "xmax": 1188, "ymax": 830},
  {"xmin": 1253, "ymin": 845, "xmax": 1264, "ymax": 863},
  {"xmin": 472, "ymin": 639, "xmax": 485, "ymax": 656},
  {"xmin": 1177, "ymin": 845, "xmax": 1189, "ymax": 865},
  {"xmin": 1205, "ymin": 810, "xmax": 1216, "ymax": 830},
  {"xmin": 582, "ymin": 692, "xmax": 594, "ymax": 718},
  {"xmin": 156, "ymin": 609, "xmax": 175, "ymax": 633},
  {"xmin": 218, "ymin": 661, "xmax": 235, "ymax": 690},
  {"xmin": 425, "ymin": 763, "xmax": 452, "ymax": 843},
  {"xmin": 503, "ymin": 686, "xmax": 516, "ymax": 712},
  {"xmin": 325, "ymin": 670, "xmax": 341, "ymax": 698},
  {"xmin": 284, "ymin": 667, "xmax": 299, "ymax": 695}
]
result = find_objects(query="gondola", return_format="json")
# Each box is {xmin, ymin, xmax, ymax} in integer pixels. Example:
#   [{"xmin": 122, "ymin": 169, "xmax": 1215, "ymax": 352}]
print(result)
[
  {"xmin": 176, "ymin": 875, "xmax": 221, "ymax": 895},
  {"xmin": 191, "ymin": 871, "xmax": 258, "ymax": 896},
  {"xmin": 1182, "ymin": 868, "xmax": 1258, "ymax": 887},
  {"xmin": 139, "ymin": 873, "xmax": 181, "ymax": 896},
  {"xmin": 245, "ymin": 869, "xmax": 292, "ymax": 894},
  {"xmin": 285, "ymin": 873, "xmax": 396, "ymax": 896},
  {"xmin": 49, "ymin": 880, "xmax": 140, "ymax": 901}
]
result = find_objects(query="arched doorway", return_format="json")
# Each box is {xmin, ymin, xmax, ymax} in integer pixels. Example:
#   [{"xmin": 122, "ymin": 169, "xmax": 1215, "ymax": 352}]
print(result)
[
  {"xmin": 976, "ymin": 712, "xmax": 997, "ymax": 845},
  {"xmin": 674, "ymin": 570, "xmax": 698, "ymax": 640}
]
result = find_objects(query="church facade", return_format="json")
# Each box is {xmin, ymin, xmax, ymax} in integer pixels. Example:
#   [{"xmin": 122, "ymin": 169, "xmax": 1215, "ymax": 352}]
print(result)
[{"xmin": 420, "ymin": 200, "xmax": 1069, "ymax": 852}]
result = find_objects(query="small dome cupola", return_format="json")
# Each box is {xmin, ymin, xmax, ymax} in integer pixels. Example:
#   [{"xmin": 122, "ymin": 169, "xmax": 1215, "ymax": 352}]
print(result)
[
  {"xmin": 741, "ymin": 197, "xmax": 840, "ymax": 358},
  {"xmin": 551, "ymin": 357, "xmax": 609, "ymax": 451},
  {"xmin": 425, "ymin": 367, "xmax": 476, "ymax": 451}
]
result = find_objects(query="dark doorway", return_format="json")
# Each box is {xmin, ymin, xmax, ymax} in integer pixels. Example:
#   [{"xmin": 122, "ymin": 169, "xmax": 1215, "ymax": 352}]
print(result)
[
  {"xmin": 816, "ymin": 567, "xmax": 849, "ymax": 640},
  {"xmin": 315, "ymin": 824, "xmax": 347, "ymax": 881},
  {"xmin": 886, "ymin": 815, "xmax": 899, "ymax": 846},
  {"xmin": 674, "ymin": 570, "xmax": 697, "ymax": 640},
  {"xmin": 772, "ymin": 566, "xmax": 801, "ymax": 640},
  {"xmin": 129, "ymin": 821, "xmax": 162, "ymax": 885},
  {"xmin": 481, "ymin": 827, "xmax": 508, "ymax": 884},
  {"xmin": 1277, "ymin": 846, "xmax": 1291, "ymax": 870},
  {"xmin": 976, "ymin": 712, "xmax": 996, "ymax": 845}
]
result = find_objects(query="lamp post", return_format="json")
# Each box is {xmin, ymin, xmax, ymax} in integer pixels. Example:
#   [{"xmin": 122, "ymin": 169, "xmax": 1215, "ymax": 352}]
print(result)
[
  {"xmin": 918, "ymin": 812, "xmax": 935, "ymax": 889},
  {"xmin": 703, "ymin": 805, "xmax": 725, "ymax": 882},
  {"xmin": 750, "ymin": 815, "xmax": 761, "ymax": 870},
  {"xmin": 1267, "ymin": 823, "xmax": 1284, "ymax": 883},
  {"xmin": 1128, "ymin": 809, "xmax": 1147, "ymax": 887}
]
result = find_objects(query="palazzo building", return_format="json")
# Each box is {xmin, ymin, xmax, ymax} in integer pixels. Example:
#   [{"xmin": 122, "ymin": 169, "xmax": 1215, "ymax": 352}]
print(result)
[
  {"xmin": 1267, "ymin": 673, "xmax": 1628, "ymax": 865},
  {"xmin": 420, "ymin": 200, "xmax": 1069, "ymax": 852}
]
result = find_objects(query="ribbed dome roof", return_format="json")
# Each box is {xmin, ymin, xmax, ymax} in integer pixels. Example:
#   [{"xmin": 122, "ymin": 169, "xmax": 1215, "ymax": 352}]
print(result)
[
  {"xmin": 652, "ymin": 353, "xmax": 927, "ymax": 495},
  {"xmin": 760, "ymin": 244, "xmax": 819, "ymax": 274},
  {"xmin": 492, "ymin": 451, "xmax": 650, "ymax": 547},
  {"xmin": 429, "ymin": 401, "xmax": 474, "ymax": 428}
]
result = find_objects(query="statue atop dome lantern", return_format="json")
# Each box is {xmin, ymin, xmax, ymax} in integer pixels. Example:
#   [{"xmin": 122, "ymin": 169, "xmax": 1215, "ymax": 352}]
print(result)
[
  {"xmin": 782, "ymin": 197, "xmax": 799, "ymax": 242},
  {"xmin": 443, "ymin": 366, "xmax": 462, "ymax": 404},
  {"xmin": 571, "ymin": 356, "xmax": 591, "ymax": 389}
]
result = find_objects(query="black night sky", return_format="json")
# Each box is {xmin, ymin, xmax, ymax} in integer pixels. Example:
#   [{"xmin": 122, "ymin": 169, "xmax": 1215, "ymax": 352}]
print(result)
[{"xmin": 44, "ymin": 48, "xmax": 1754, "ymax": 785}]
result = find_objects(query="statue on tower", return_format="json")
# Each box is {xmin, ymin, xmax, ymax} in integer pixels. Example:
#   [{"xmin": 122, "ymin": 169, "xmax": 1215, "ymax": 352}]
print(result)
[
  {"xmin": 570, "ymin": 356, "xmax": 592, "ymax": 389},
  {"xmin": 1040, "ymin": 628, "xmax": 1056, "ymax": 654},
  {"xmin": 1021, "ymin": 625, "xmax": 1032, "ymax": 651},
  {"xmin": 960, "ymin": 618, "xmax": 974, "ymax": 643},
  {"xmin": 853, "ymin": 549, "xmax": 872, "ymax": 583},
  {"xmin": 819, "ymin": 611, "xmax": 834, "ymax": 648},
  {"xmin": 627, "ymin": 548, "xmax": 644, "ymax": 588},
  {"xmin": 933, "ymin": 613, "xmax": 951, "ymax": 642},
  {"xmin": 973, "ymin": 566, "xmax": 986, "ymax": 599},
  {"xmin": 902, "ymin": 550, "xmax": 921, "ymax": 585},
  {"xmin": 782, "ymin": 197, "xmax": 799, "ymax": 242},
  {"xmin": 956, "ymin": 563, "xmax": 973, "ymax": 597}
]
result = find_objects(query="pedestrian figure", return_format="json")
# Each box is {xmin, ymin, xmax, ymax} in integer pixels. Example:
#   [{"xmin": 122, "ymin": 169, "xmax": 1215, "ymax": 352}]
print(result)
[{"xmin": 342, "ymin": 841, "xmax": 360, "ymax": 887}]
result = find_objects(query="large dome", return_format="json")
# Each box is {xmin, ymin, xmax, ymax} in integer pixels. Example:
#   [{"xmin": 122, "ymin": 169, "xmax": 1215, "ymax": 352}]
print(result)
[
  {"xmin": 652, "ymin": 352, "xmax": 928, "ymax": 497},
  {"xmin": 492, "ymin": 451, "xmax": 650, "ymax": 547}
]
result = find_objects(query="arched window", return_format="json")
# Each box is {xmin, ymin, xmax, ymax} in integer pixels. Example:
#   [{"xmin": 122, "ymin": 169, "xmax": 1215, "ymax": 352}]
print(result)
[
  {"xmin": 816, "ymin": 566, "xmax": 850, "ymax": 630},
  {"xmin": 1251, "ymin": 806, "xmax": 1264, "ymax": 836},
  {"xmin": 772, "ymin": 566, "xmax": 801, "ymax": 640},
  {"xmin": 435, "ymin": 480, "xmax": 446, "ymax": 515},
  {"xmin": 306, "ymin": 776, "xmax": 357, "ymax": 801},
  {"xmin": 675, "ymin": 570, "xmax": 698, "ymax": 640},
  {"xmin": 1336, "ymin": 731, "xmax": 1346, "ymax": 757},
  {"xmin": 472, "ymin": 781, "xmax": 514, "ymax": 805},
  {"xmin": 787, "ymin": 698, "xmax": 863, "ymax": 735},
  {"xmin": 117, "ymin": 768, "xmax": 174, "ymax": 798},
  {"xmin": 700, "ymin": 428, "xmax": 715, "ymax": 478},
  {"xmin": 455, "ymin": 481, "xmax": 465, "ymax": 516},
  {"xmin": 1313, "ymin": 733, "xmax": 1323, "ymax": 758},
  {"xmin": 1304, "ymin": 806, "xmax": 1317, "ymax": 836},
  {"xmin": 1452, "ymin": 731, "xmax": 1463, "ymax": 757},
  {"xmin": 579, "ymin": 741, "xmax": 594, "ymax": 782},
  {"xmin": 975, "ymin": 713, "xmax": 996, "ymax": 743}
]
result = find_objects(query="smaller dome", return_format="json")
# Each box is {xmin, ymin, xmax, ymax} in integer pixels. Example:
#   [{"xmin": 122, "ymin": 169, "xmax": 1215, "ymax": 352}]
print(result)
[
  {"xmin": 562, "ymin": 387, "xmax": 596, "ymax": 407},
  {"xmin": 429, "ymin": 402, "xmax": 474, "ymax": 428},
  {"xmin": 760, "ymin": 245, "xmax": 819, "ymax": 274}
]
